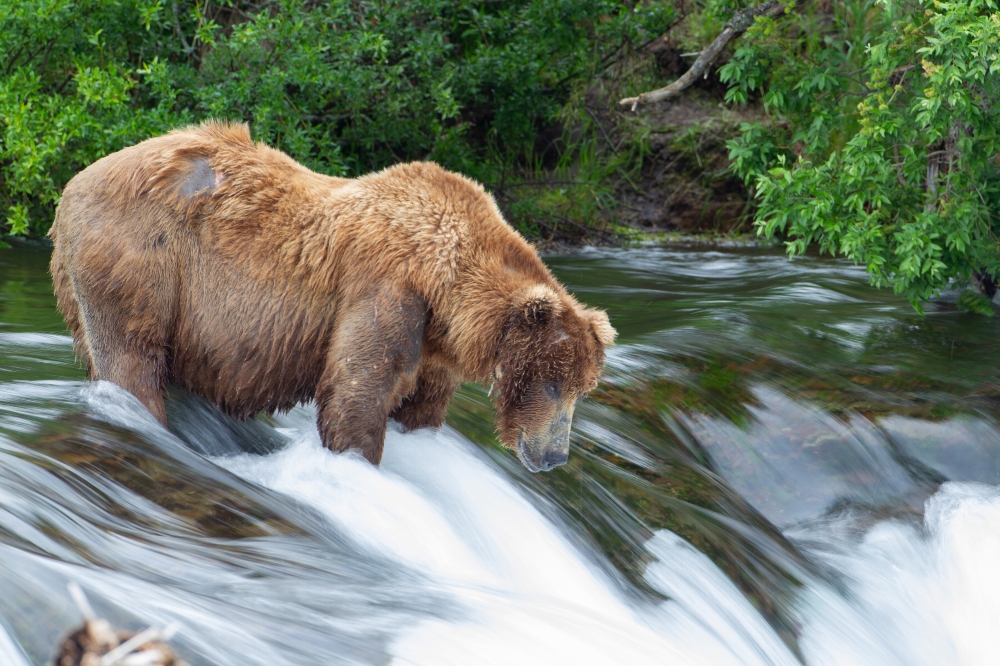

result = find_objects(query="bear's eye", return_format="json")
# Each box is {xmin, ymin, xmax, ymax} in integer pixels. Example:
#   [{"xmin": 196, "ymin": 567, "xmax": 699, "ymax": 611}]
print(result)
[{"xmin": 545, "ymin": 383, "xmax": 560, "ymax": 399}]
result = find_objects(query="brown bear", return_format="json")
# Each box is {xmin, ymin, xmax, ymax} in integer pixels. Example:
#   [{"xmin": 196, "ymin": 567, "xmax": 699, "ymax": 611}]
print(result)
[{"xmin": 49, "ymin": 121, "xmax": 616, "ymax": 472}]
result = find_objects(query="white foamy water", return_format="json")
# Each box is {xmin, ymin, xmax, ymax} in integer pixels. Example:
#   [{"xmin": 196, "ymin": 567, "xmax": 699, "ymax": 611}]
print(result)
[
  {"xmin": 5, "ymin": 383, "xmax": 999, "ymax": 666},
  {"xmin": 216, "ymin": 405, "xmax": 1000, "ymax": 666},
  {"xmin": 220, "ymin": 411, "xmax": 741, "ymax": 666},
  {"xmin": 794, "ymin": 482, "xmax": 1000, "ymax": 666}
]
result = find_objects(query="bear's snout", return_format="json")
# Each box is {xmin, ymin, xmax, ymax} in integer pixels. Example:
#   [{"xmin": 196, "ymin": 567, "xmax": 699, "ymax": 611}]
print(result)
[{"xmin": 517, "ymin": 409, "xmax": 572, "ymax": 472}]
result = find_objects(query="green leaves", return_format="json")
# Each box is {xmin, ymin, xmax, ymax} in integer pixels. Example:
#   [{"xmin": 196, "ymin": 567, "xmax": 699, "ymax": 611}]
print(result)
[
  {"xmin": 958, "ymin": 289, "xmax": 995, "ymax": 315},
  {"xmin": 5, "ymin": 204, "xmax": 28, "ymax": 237},
  {"xmin": 723, "ymin": 0, "xmax": 1000, "ymax": 313},
  {"xmin": 0, "ymin": 0, "xmax": 672, "ymax": 239}
]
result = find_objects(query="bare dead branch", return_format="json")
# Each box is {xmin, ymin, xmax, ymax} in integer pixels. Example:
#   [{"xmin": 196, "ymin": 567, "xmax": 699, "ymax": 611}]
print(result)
[{"xmin": 620, "ymin": 0, "xmax": 788, "ymax": 111}]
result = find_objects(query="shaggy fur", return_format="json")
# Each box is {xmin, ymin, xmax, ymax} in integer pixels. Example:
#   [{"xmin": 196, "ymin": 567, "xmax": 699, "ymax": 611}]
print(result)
[{"xmin": 49, "ymin": 121, "xmax": 616, "ymax": 468}]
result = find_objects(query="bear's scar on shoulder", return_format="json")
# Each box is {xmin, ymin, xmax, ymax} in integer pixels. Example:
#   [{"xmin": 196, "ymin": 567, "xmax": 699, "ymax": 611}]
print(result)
[{"xmin": 179, "ymin": 158, "xmax": 225, "ymax": 199}]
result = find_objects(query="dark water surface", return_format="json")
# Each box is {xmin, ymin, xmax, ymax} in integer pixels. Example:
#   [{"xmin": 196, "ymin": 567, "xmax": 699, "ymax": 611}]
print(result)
[{"xmin": 2, "ymin": 246, "xmax": 999, "ymax": 665}]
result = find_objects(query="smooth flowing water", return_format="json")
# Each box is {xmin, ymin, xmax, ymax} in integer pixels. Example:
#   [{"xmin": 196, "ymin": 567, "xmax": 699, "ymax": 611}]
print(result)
[{"xmin": 2, "ymin": 245, "xmax": 999, "ymax": 665}]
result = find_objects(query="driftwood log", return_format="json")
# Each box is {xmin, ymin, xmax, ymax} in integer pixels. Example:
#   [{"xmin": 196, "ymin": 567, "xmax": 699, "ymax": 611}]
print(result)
[
  {"xmin": 620, "ymin": 0, "xmax": 789, "ymax": 111},
  {"xmin": 52, "ymin": 584, "xmax": 186, "ymax": 666}
]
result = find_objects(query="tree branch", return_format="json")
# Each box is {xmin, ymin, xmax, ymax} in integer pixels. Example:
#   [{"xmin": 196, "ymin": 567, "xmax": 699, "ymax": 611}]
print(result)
[
  {"xmin": 172, "ymin": 1, "xmax": 197, "ymax": 62},
  {"xmin": 619, "ymin": 0, "xmax": 788, "ymax": 111}
]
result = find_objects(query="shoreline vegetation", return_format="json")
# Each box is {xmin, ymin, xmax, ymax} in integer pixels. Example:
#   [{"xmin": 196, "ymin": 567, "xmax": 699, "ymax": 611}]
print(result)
[
  {"xmin": 3, "ymin": 1, "xmax": 1000, "ymax": 311},
  {"xmin": 2, "ymin": 0, "xmax": 759, "ymax": 248}
]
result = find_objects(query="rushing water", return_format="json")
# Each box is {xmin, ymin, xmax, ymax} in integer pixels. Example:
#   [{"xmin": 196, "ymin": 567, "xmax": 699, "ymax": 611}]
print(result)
[{"xmin": 2, "ymin": 245, "xmax": 1000, "ymax": 665}]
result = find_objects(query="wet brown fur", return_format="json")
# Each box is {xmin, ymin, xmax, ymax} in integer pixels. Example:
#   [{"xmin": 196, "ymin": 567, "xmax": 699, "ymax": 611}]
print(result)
[{"xmin": 49, "ymin": 121, "xmax": 616, "ymax": 465}]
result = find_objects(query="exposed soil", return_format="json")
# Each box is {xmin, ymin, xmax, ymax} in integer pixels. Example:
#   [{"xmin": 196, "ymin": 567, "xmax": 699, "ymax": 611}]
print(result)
[
  {"xmin": 618, "ymin": 36, "xmax": 768, "ymax": 234},
  {"xmin": 619, "ymin": 99, "xmax": 756, "ymax": 234}
]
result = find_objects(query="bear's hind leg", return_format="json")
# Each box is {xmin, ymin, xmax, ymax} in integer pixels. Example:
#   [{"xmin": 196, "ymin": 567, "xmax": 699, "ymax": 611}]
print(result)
[
  {"xmin": 80, "ymin": 301, "xmax": 170, "ymax": 425},
  {"xmin": 50, "ymin": 243, "xmax": 92, "ymax": 371},
  {"xmin": 389, "ymin": 364, "xmax": 459, "ymax": 432}
]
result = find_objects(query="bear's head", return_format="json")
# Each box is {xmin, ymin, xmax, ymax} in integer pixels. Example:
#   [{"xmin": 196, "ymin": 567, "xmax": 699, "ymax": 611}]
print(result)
[{"xmin": 492, "ymin": 284, "xmax": 616, "ymax": 472}]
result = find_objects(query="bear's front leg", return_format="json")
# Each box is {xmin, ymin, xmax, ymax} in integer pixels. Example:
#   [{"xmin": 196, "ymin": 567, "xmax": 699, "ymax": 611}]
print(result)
[
  {"xmin": 316, "ymin": 286, "xmax": 428, "ymax": 464},
  {"xmin": 389, "ymin": 364, "xmax": 459, "ymax": 432}
]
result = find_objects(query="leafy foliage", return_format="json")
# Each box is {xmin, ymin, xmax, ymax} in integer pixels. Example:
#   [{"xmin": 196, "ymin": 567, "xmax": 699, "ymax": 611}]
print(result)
[
  {"xmin": 957, "ymin": 289, "xmax": 995, "ymax": 316},
  {"xmin": 0, "ymin": 0, "xmax": 675, "ymax": 239},
  {"xmin": 721, "ymin": 0, "xmax": 1000, "ymax": 310}
]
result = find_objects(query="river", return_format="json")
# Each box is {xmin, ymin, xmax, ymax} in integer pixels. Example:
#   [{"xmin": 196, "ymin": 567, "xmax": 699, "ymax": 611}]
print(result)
[{"xmin": 1, "ymin": 245, "xmax": 998, "ymax": 665}]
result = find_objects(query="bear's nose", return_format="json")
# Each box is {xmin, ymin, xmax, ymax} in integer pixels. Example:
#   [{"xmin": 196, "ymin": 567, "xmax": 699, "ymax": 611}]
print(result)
[{"xmin": 541, "ymin": 449, "xmax": 569, "ymax": 470}]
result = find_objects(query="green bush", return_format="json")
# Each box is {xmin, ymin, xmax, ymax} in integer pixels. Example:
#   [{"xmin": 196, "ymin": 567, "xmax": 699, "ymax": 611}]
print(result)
[
  {"xmin": 0, "ymin": 0, "xmax": 674, "ymax": 241},
  {"xmin": 721, "ymin": 0, "xmax": 1000, "ymax": 311}
]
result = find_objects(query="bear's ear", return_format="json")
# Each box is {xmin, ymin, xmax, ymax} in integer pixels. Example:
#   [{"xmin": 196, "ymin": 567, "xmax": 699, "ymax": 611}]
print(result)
[
  {"xmin": 513, "ymin": 284, "xmax": 562, "ymax": 327},
  {"xmin": 583, "ymin": 308, "xmax": 616, "ymax": 347}
]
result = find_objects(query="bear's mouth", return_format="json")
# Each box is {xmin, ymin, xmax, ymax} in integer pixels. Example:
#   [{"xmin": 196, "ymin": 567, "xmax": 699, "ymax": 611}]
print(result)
[{"xmin": 516, "ymin": 432, "xmax": 543, "ymax": 473}]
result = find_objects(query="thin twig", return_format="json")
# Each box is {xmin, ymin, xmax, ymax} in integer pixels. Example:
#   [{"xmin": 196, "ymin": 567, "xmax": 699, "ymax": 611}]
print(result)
[
  {"xmin": 67, "ymin": 582, "xmax": 95, "ymax": 623},
  {"xmin": 584, "ymin": 106, "xmax": 619, "ymax": 156},
  {"xmin": 171, "ymin": 2, "xmax": 196, "ymax": 60},
  {"xmin": 99, "ymin": 623, "xmax": 180, "ymax": 666},
  {"xmin": 892, "ymin": 144, "xmax": 907, "ymax": 188},
  {"xmin": 3, "ymin": 43, "xmax": 27, "ymax": 75}
]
